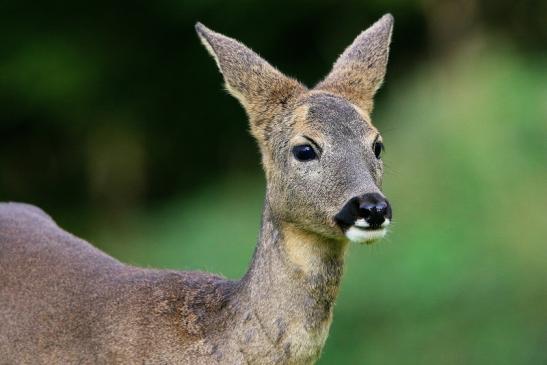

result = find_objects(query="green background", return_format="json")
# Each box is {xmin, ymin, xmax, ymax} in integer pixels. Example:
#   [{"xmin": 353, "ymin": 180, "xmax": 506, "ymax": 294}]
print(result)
[{"xmin": 1, "ymin": 1, "xmax": 546, "ymax": 363}]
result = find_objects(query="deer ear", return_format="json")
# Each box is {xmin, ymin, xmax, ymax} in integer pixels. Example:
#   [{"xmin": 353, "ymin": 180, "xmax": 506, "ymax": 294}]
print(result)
[
  {"xmin": 196, "ymin": 23, "xmax": 305, "ymax": 141},
  {"xmin": 316, "ymin": 14, "xmax": 394, "ymax": 114}
]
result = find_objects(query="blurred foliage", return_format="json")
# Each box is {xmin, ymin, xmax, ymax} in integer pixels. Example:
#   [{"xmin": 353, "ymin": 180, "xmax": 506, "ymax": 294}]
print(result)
[
  {"xmin": 1, "ymin": 0, "xmax": 546, "ymax": 364},
  {"xmin": 1, "ymin": 0, "xmax": 545, "ymax": 217}
]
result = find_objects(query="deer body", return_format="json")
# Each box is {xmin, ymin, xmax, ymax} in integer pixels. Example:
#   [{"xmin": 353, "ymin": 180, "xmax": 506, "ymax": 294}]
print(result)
[
  {"xmin": 0, "ymin": 15, "xmax": 394, "ymax": 364},
  {"xmin": 0, "ymin": 203, "xmax": 340, "ymax": 364}
]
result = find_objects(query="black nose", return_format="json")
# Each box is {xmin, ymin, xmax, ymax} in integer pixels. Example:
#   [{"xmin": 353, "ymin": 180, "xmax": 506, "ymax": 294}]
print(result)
[
  {"xmin": 335, "ymin": 192, "xmax": 392, "ymax": 230},
  {"xmin": 358, "ymin": 193, "xmax": 390, "ymax": 228}
]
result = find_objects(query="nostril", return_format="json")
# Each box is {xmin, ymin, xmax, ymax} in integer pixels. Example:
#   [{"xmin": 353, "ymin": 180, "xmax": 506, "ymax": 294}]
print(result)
[
  {"xmin": 376, "ymin": 201, "xmax": 388, "ymax": 215},
  {"xmin": 359, "ymin": 203, "xmax": 375, "ymax": 218},
  {"xmin": 365, "ymin": 213, "xmax": 385, "ymax": 227}
]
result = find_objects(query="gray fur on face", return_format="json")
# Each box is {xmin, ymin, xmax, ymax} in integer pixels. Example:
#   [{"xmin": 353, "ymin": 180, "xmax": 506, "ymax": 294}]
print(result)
[{"xmin": 267, "ymin": 92, "xmax": 383, "ymax": 238}]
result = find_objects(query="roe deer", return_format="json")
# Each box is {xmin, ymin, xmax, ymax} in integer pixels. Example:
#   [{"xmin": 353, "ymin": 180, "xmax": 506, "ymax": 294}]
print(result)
[{"xmin": 0, "ymin": 14, "xmax": 394, "ymax": 364}]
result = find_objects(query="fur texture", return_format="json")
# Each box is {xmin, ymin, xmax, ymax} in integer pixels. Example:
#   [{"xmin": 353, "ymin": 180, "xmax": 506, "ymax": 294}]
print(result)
[{"xmin": 0, "ymin": 15, "xmax": 393, "ymax": 364}]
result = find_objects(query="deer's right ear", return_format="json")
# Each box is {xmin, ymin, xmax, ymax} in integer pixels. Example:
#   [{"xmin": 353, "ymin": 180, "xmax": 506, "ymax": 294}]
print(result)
[{"xmin": 196, "ymin": 23, "xmax": 306, "ymax": 141}]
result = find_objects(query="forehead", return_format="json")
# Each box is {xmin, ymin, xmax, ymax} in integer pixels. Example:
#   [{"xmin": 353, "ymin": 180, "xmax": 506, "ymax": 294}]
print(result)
[{"xmin": 294, "ymin": 92, "xmax": 375, "ymax": 141}]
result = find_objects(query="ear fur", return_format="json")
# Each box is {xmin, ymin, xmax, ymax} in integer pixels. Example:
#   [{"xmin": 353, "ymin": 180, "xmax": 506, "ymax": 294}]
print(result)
[
  {"xmin": 195, "ymin": 23, "xmax": 306, "ymax": 141},
  {"xmin": 316, "ymin": 14, "xmax": 394, "ymax": 114}
]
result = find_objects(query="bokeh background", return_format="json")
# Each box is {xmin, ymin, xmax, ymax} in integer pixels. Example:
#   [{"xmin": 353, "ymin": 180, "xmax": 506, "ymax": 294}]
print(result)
[{"xmin": 1, "ymin": 0, "xmax": 546, "ymax": 363}]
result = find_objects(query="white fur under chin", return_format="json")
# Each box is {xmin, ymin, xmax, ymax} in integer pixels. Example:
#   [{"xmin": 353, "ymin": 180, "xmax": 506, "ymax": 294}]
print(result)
[
  {"xmin": 346, "ymin": 219, "xmax": 390, "ymax": 244},
  {"xmin": 346, "ymin": 227, "xmax": 386, "ymax": 243}
]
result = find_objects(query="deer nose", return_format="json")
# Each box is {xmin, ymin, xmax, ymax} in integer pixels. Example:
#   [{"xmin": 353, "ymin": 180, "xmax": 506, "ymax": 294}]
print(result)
[
  {"xmin": 334, "ymin": 192, "xmax": 392, "ymax": 231},
  {"xmin": 358, "ymin": 196, "xmax": 389, "ymax": 228}
]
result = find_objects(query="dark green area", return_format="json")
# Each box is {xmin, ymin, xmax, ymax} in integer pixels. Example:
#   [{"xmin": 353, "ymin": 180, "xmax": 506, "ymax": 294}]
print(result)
[{"xmin": 1, "ymin": 1, "xmax": 546, "ymax": 364}]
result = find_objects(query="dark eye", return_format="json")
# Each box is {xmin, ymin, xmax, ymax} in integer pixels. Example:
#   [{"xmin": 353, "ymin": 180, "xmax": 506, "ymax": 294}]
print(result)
[
  {"xmin": 373, "ymin": 141, "xmax": 384, "ymax": 159},
  {"xmin": 292, "ymin": 144, "xmax": 317, "ymax": 161}
]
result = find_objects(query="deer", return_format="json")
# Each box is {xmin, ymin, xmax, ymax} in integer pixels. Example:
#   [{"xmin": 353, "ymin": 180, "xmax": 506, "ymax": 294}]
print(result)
[{"xmin": 0, "ymin": 14, "xmax": 394, "ymax": 364}]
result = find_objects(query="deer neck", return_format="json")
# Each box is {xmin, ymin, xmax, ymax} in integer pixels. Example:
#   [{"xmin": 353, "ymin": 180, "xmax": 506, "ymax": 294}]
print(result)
[{"xmin": 229, "ymin": 198, "xmax": 348, "ymax": 362}]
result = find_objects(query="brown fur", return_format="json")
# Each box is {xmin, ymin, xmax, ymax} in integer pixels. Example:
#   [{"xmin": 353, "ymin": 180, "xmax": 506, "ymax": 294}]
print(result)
[{"xmin": 0, "ymin": 15, "xmax": 393, "ymax": 364}]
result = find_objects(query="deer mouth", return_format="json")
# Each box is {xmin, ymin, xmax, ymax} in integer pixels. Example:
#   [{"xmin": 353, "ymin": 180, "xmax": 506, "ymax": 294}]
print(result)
[
  {"xmin": 345, "ymin": 225, "xmax": 387, "ymax": 244},
  {"xmin": 343, "ymin": 219, "xmax": 390, "ymax": 244},
  {"xmin": 353, "ymin": 218, "xmax": 390, "ymax": 230}
]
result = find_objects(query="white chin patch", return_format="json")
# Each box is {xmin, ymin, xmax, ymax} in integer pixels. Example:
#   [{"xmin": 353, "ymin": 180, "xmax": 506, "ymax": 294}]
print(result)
[
  {"xmin": 346, "ymin": 227, "xmax": 386, "ymax": 243},
  {"xmin": 346, "ymin": 219, "xmax": 390, "ymax": 244}
]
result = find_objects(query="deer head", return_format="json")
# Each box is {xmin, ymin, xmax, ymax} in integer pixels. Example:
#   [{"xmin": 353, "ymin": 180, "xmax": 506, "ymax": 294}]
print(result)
[{"xmin": 196, "ymin": 14, "xmax": 393, "ymax": 244}]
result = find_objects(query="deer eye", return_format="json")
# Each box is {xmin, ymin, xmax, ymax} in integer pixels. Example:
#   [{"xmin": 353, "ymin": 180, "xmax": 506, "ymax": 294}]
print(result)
[
  {"xmin": 373, "ymin": 141, "xmax": 384, "ymax": 159},
  {"xmin": 292, "ymin": 144, "xmax": 317, "ymax": 161}
]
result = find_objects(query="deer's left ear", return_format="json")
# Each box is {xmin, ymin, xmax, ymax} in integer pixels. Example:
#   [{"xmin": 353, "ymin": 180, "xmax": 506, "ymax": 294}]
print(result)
[{"xmin": 316, "ymin": 14, "xmax": 394, "ymax": 114}]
